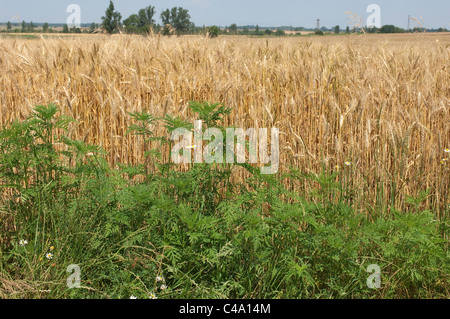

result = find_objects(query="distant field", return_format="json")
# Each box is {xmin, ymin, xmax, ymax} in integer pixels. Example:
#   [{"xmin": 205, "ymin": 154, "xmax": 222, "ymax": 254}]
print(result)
[{"xmin": 0, "ymin": 32, "xmax": 449, "ymax": 213}]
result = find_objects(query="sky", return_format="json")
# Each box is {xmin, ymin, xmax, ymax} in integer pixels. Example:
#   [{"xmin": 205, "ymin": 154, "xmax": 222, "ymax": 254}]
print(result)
[{"xmin": 1, "ymin": 0, "xmax": 449, "ymax": 29}]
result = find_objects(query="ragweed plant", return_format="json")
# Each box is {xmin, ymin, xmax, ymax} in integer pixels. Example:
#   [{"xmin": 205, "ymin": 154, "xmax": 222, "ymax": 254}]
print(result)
[{"xmin": 0, "ymin": 102, "xmax": 448, "ymax": 299}]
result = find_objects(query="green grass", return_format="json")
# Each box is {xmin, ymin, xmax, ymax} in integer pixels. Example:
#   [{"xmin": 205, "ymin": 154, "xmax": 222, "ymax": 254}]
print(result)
[{"xmin": 0, "ymin": 103, "xmax": 448, "ymax": 299}]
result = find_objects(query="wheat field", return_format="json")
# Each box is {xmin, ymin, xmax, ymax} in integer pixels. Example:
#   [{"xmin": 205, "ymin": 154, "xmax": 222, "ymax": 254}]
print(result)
[{"xmin": 0, "ymin": 33, "xmax": 449, "ymax": 214}]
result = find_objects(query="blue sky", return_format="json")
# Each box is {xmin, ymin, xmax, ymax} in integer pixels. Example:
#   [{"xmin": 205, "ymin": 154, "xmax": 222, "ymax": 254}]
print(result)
[{"xmin": 1, "ymin": 0, "xmax": 449, "ymax": 29}]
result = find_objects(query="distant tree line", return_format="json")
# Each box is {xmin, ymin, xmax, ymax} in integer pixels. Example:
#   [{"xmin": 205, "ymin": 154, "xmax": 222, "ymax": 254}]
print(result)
[
  {"xmin": 101, "ymin": 1, "xmax": 194, "ymax": 36},
  {"xmin": 1, "ymin": 1, "xmax": 448, "ymax": 36},
  {"xmin": 362, "ymin": 25, "xmax": 431, "ymax": 34},
  {"xmin": 1, "ymin": 21, "xmax": 100, "ymax": 34},
  {"xmin": 98, "ymin": 1, "xmax": 292, "ymax": 37}
]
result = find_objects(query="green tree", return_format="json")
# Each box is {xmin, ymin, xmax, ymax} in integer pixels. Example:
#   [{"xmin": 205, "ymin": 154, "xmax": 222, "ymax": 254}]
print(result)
[
  {"xmin": 254, "ymin": 25, "xmax": 260, "ymax": 35},
  {"xmin": 7, "ymin": 21, "xmax": 11, "ymax": 32},
  {"xmin": 138, "ymin": 6, "xmax": 156, "ymax": 33},
  {"xmin": 380, "ymin": 25, "xmax": 405, "ymax": 33},
  {"xmin": 264, "ymin": 28, "xmax": 272, "ymax": 35},
  {"xmin": 43, "ymin": 23, "xmax": 49, "ymax": 33},
  {"xmin": 189, "ymin": 22, "xmax": 196, "ymax": 34},
  {"xmin": 275, "ymin": 29, "xmax": 285, "ymax": 36},
  {"xmin": 21, "ymin": 21, "xmax": 27, "ymax": 33},
  {"xmin": 29, "ymin": 22, "xmax": 34, "ymax": 32},
  {"xmin": 62, "ymin": 24, "xmax": 70, "ymax": 33},
  {"xmin": 124, "ymin": 6, "xmax": 156, "ymax": 34},
  {"xmin": 380, "ymin": 25, "xmax": 395, "ymax": 33},
  {"xmin": 90, "ymin": 22, "xmax": 98, "ymax": 33},
  {"xmin": 243, "ymin": 27, "xmax": 249, "ymax": 35},
  {"xmin": 162, "ymin": 24, "xmax": 172, "ymax": 36},
  {"xmin": 123, "ymin": 14, "xmax": 140, "ymax": 33},
  {"xmin": 334, "ymin": 25, "xmax": 340, "ymax": 34},
  {"xmin": 207, "ymin": 25, "xmax": 219, "ymax": 38},
  {"xmin": 101, "ymin": 1, "xmax": 122, "ymax": 34},
  {"xmin": 160, "ymin": 7, "xmax": 191, "ymax": 36},
  {"xmin": 346, "ymin": 26, "xmax": 350, "ymax": 33},
  {"xmin": 229, "ymin": 23, "xmax": 237, "ymax": 35}
]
